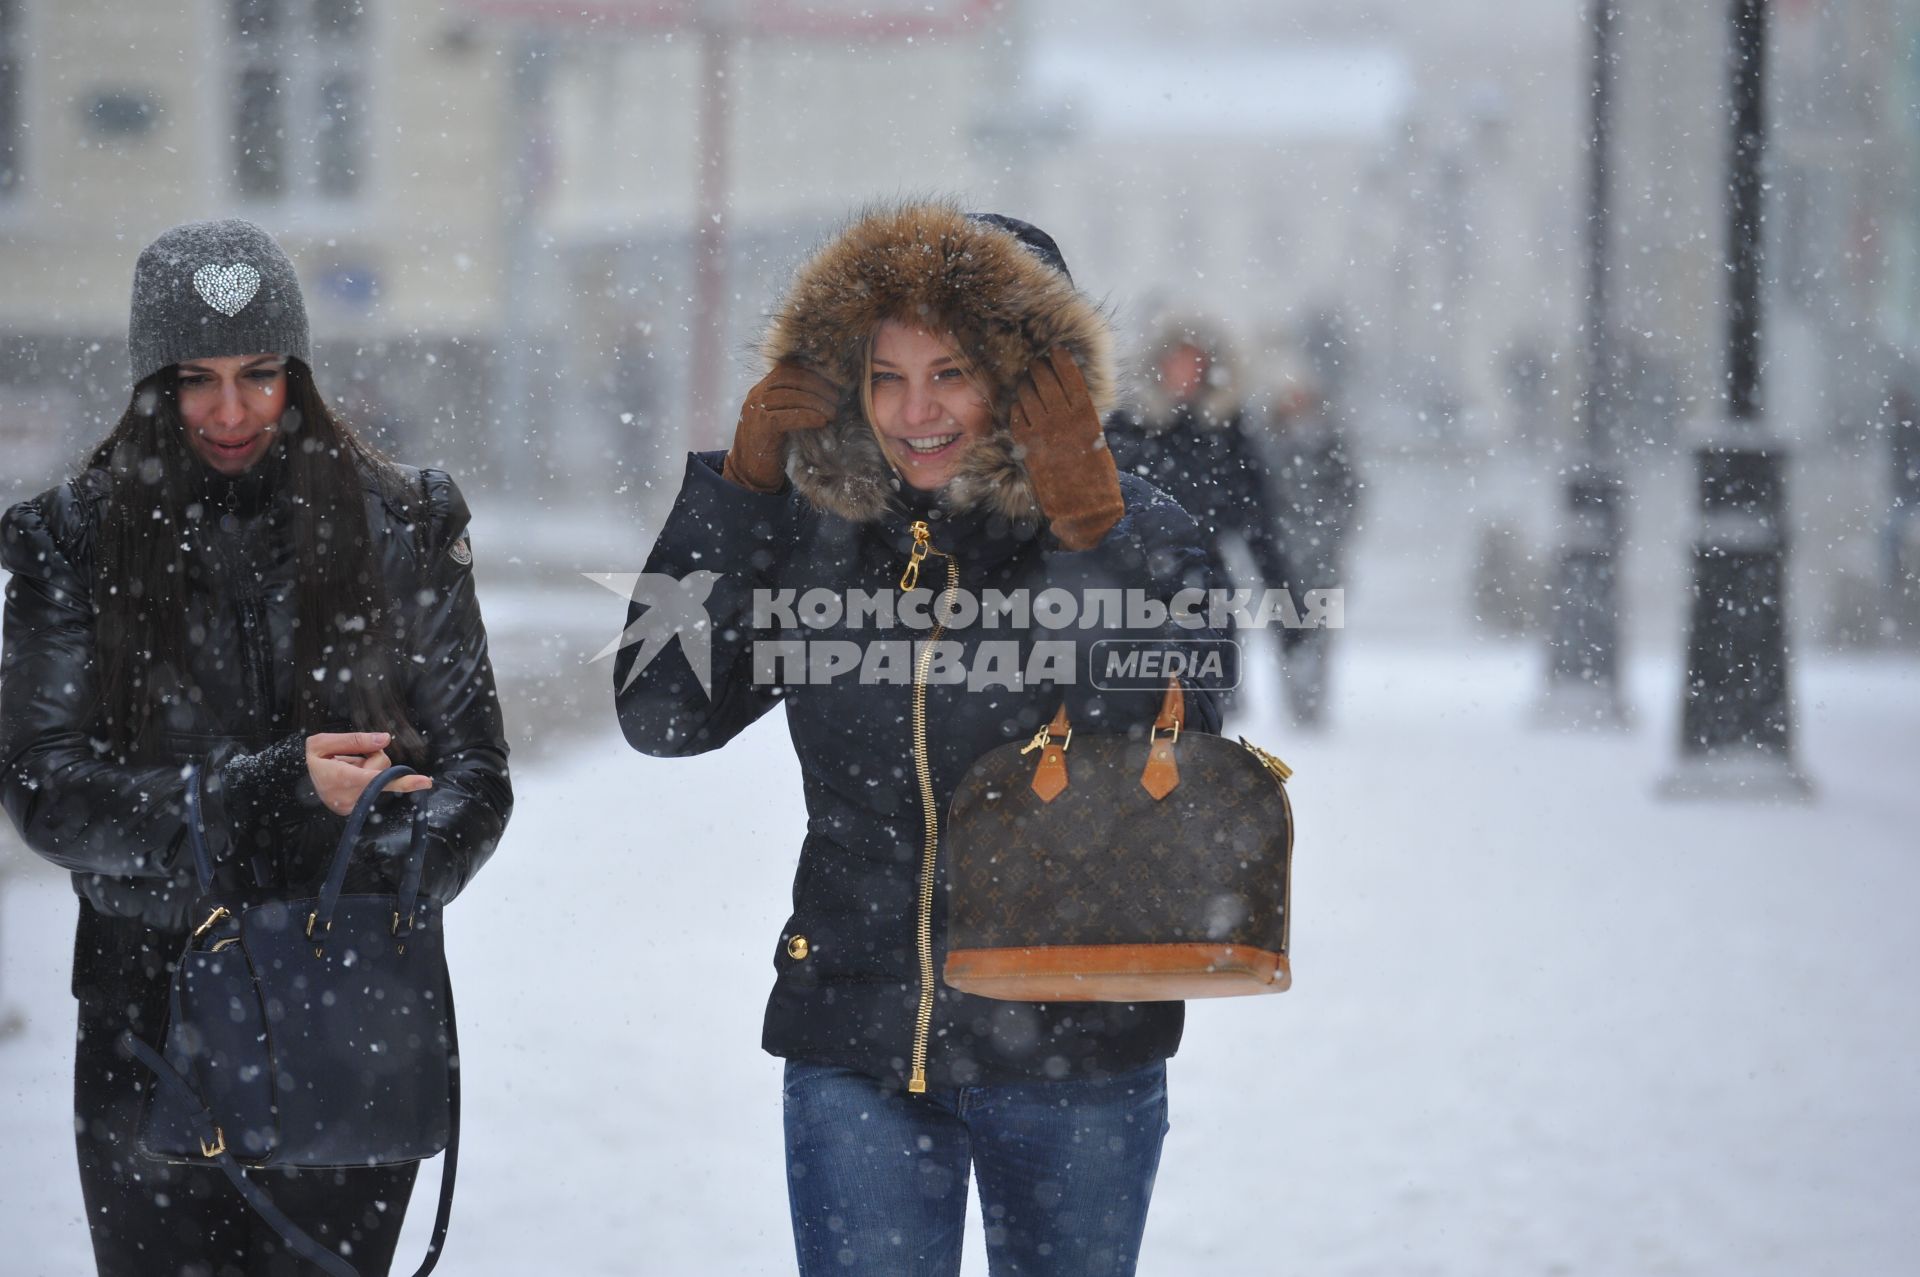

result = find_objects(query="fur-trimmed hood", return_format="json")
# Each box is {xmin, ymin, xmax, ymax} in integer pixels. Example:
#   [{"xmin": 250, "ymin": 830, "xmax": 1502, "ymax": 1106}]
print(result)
[
  {"xmin": 1130, "ymin": 314, "xmax": 1243, "ymax": 428},
  {"xmin": 759, "ymin": 202, "xmax": 1117, "ymax": 528}
]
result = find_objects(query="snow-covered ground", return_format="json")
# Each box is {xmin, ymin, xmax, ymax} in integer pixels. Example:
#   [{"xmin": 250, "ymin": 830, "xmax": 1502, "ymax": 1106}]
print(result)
[{"xmin": 3, "ymin": 632, "xmax": 1917, "ymax": 1275}]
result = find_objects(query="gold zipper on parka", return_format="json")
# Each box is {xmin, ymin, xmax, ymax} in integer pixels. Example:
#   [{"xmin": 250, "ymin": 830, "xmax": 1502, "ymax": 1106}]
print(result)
[{"xmin": 900, "ymin": 519, "xmax": 957, "ymax": 1095}]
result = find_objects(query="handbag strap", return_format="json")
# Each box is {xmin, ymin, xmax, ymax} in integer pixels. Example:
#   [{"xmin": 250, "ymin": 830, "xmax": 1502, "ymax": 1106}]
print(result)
[
  {"xmin": 1028, "ymin": 677, "xmax": 1186, "ymax": 801},
  {"xmin": 315, "ymin": 764, "xmax": 429, "ymax": 939},
  {"xmin": 1154, "ymin": 678, "xmax": 1185, "ymax": 735},
  {"xmin": 1026, "ymin": 704, "xmax": 1073, "ymax": 802},
  {"xmin": 1141, "ymin": 678, "xmax": 1184, "ymax": 800},
  {"xmin": 184, "ymin": 762, "xmax": 432, "ymax": 923},
  {"xmin": 121, "ymin": 972, "xmax": 462, "ymax": 1277},
  {"xmin": 183, "ymin": 764, "xmax": 219, "ymax": 893},
  {"xmin": 394, "ymin": 804, "xmax": 434, "ymax": 939}
]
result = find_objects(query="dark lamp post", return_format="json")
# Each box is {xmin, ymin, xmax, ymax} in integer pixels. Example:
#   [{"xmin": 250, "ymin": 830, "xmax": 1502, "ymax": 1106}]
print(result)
[{"xmin": 1538, "ymin": 0, "xmax": 1630, "ymax": 729}]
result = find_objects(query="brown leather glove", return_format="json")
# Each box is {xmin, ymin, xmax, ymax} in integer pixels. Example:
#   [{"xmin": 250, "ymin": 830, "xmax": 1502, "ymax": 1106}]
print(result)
[
  {"xmin": 1009, "ymin": 346, "xmax": 1125, "ymax": 551},
  {"xmin": 722, "ymin": 362, "xmax": 842, "ymax": 493}
]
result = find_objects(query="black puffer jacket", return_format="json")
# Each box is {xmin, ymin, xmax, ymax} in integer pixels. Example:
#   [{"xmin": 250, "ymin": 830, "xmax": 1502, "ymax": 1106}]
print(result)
[
  {"xmin": 615, "ymin": 204, "xmax": 1224, "ymax": 1091},
  {"xmin": 0, "ymin": 454, "xmax": 512, "ymax": 944}
]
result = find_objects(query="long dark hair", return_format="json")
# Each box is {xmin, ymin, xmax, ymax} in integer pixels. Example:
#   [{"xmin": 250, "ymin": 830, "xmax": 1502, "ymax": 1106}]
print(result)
[{"xmin": 87, "ymin": 358, "xmax": 423, "ymax": 762}]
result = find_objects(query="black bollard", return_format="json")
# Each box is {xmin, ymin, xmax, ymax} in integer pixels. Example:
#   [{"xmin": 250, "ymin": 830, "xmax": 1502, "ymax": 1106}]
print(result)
[
  {"xmin": 1664, "ymin": 438, "xmax": 1810, "ymax": 796},
  {"xmin": 1662, "ymin": 0, "xmax": 1811, "ymax": 800},
  {"xmin": 1538, "ymin": 467, "xmax": 1630, "ymax": 727}
]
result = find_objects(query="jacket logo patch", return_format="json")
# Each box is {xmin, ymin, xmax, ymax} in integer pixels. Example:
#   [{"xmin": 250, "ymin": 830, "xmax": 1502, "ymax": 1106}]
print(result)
[{"xmin": 448, "ymin": 536, "xmax": 472, "ymax": 566}]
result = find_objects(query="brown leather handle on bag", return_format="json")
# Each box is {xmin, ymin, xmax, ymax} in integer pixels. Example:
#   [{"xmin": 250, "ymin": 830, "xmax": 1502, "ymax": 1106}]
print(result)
[
  {"xmin": 1141, "ymin": 678, "xmax": 1183, "ymax": 799},
  {"xmin": 1027, "ymin": 678, "xmax": 1184, "ymax": 802}
]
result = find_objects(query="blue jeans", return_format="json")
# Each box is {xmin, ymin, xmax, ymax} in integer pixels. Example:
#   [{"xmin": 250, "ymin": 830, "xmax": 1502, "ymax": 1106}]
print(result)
[{"xmin": 782, "ymin": 1059, "xmax": 1169, "ymax": 1277}]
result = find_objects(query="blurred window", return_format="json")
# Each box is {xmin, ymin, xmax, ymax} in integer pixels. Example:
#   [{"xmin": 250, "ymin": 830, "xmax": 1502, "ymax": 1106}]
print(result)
[
  {"xmin": 230, "ymin": 0, "xmax": 368, "ymax": 203},
  {"xmin": 0, "ymin": 0, "xmax": 20, "ymax": 199},
  {"xmin": 233, "ymin": 0, "xmax": 278, "ymax": 38},
  {"xmin": 235, "ymin": 64, "xmax": 285, "ymax": 199}
]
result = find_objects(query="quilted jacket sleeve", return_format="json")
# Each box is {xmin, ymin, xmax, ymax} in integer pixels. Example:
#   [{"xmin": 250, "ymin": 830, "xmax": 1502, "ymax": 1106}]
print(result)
[
  {"xmin": 352, "ymin": 469, "xmax": 513, "ymax": 903},
  {"xmin": 0, "ymin": 485, "xmax": 205, "ymax": 878},
  {"xmin": 614, "ymin": 451, "xmax": 795, "ymax": 757}
]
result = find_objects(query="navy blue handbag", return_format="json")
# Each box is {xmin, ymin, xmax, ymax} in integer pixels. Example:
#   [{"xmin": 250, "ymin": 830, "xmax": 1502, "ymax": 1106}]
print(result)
[{"xmin": 124, "ymin": 764, "xmax": 460, "ymax": 1277}]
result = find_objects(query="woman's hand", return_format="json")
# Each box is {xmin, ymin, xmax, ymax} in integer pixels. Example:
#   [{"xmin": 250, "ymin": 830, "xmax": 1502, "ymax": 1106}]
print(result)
[
  {"xmin": 723, "ymin": 361, "xmax": 841, "ymax": 493},
  {"xmin": 306, "ymin": 732, "xmax": 434, "ymax": 817},
  {"xmin": 1009, "ymin": 346, "xmax": 1125, "ymax": 550}
]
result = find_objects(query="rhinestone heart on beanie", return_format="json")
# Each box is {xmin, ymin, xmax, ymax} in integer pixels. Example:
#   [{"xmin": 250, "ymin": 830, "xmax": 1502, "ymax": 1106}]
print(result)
[{"xmin": 193, "ymin": 263, "xmax": 262, "ymax": 317}]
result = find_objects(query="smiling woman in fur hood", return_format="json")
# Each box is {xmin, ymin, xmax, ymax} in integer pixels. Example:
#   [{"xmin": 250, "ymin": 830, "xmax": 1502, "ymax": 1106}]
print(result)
[{"xmin": 614, "ymin": 201, "xmax": 1223, "ymax": 1277}]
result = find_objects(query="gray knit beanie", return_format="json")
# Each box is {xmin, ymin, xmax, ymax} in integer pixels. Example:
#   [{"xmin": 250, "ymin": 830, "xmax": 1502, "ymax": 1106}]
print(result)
[{"xmin": 128, "ymin": 219, "xmax": 311, "ymax": 384}]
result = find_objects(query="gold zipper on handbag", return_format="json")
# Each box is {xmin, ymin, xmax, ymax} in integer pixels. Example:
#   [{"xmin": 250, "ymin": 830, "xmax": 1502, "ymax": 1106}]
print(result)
[
  {"xmin": 1238, "ymin": 737, "xmax": 1296, "ymax": 953},
  {"xmin": 904, "ymin": 520, "xmax": 957, "ymax": 1095},
  {"xmin": 1237, "ymin": 737, "xmax": 1294, "ymax": 784}
]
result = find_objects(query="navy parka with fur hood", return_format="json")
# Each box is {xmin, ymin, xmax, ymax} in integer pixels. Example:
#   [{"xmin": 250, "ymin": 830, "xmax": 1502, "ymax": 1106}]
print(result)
[{"xmin": 615, "ymin": 204, "xmax": 1224, "ymax": 1091}]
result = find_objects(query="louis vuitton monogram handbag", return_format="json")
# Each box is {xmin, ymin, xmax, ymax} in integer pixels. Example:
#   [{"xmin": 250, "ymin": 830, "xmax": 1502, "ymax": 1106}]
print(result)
[{"xmin": 943, "ymin": 679, "xmax": 1294, "ymax": 1002}]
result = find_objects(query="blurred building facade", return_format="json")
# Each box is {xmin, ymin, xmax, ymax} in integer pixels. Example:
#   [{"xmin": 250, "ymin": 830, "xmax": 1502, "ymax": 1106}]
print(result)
[
  {"xmin": 0, "ymin": 0, "xmax": 1009, "ymax": 507},
  {"xmin": 993, "ymin": 0, "xmax": 1586, "ymax": 450},
  {"xmin": 0, "ymin": 0, "xmax": 512, "ymax": 496},
  {"xmin": 1, "ymin": 0, "xmax": 1913, "ymax": 513},
  {"xmin": 517, "ymin": 2, "xmax": 1002, "ymax": 475},
  {"xmin": 1604, "ymin": 0, "xmax": 1920, "ymax": 453},
  {"xmin": 1772, "ymin": 0, "xmax": 1920, "ymax": 446},
  {"xmin": 0, "ymin": 0, "xmax": 1595, "ymax": 507}
]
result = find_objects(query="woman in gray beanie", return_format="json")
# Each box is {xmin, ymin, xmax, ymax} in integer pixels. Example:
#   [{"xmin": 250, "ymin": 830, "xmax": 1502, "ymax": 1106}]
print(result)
[{"xmin": 0, "ymin": 220, "xmax": 512, "ymax": 1275}]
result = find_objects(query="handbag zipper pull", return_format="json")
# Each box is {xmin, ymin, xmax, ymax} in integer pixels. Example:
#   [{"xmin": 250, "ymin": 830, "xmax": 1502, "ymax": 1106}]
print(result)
[
  {"xmin": 1238, "ymin": 737, "xmax": 1295, "ymax": 784},
  {"xmin": 191, "ymin": 906, "xmax": 232, "ymax": 943}
]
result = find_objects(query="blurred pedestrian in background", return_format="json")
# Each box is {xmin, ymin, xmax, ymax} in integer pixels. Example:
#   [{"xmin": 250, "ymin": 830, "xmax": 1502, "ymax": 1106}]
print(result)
[
  {"xmin": 1885, "ymin": 355, "xmax": 1920, "ymax": 643},
  {"xmin": 1105, "ymin": 317, "xmax": 1292, "ymax": 716},
  {"xmin": 1259, "ymin": 355, "xmax": 1361, "ymax": 727}
]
